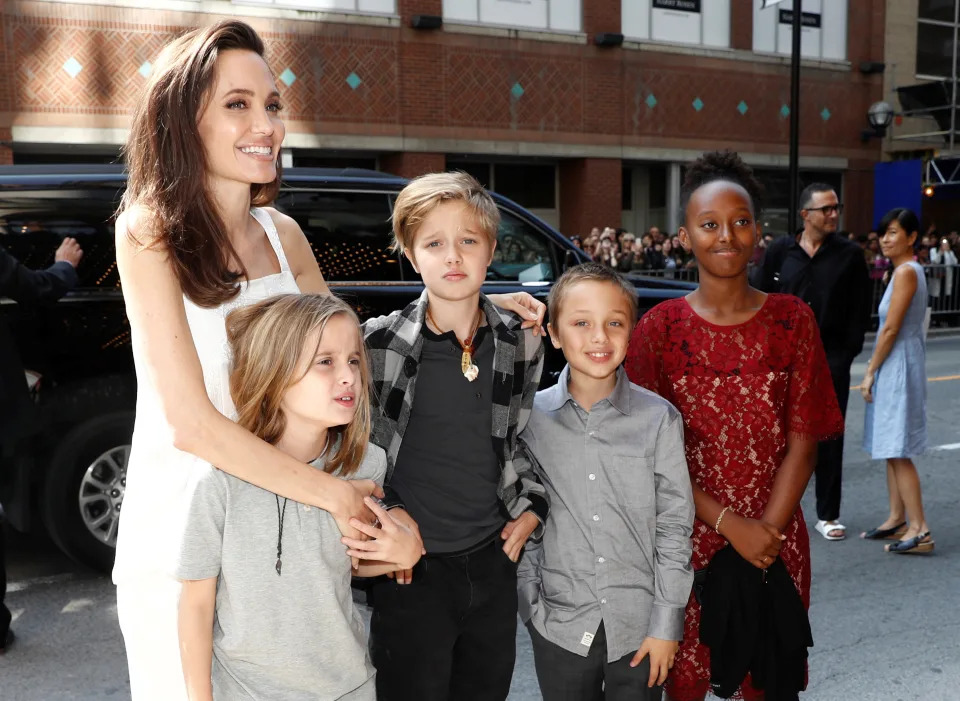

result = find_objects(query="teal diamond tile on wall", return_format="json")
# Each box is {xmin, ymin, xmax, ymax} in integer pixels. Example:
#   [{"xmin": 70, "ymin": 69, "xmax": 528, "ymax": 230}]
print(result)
[
  {"xmin": 780, "ymin": 104, "xmax": 791, "ymax": 118},
  {"xmin": 645, "ymin": 93, "xmax": 657, "ymax": 109},
  {"xmin": 511, "ymin": 82, "xmax": 525, "ymax": 99},
  {"xmin": 138, "ymin": 61, "xmax": 152, "ymax": 79},
  {"xmin": 346, "ymin": 72, "xmax": 362, "ymax": 90},
  {"xmin": 279, "ymin": 68, "xmax": 297, "ymax": 87},
  {"xmin": 692, "ymin": 97, "xmax": 704, "ymax": 112},
  {"xmin": 820, "ymin": 107, "xmax": 831, "ymax": 121},
  {"xmin": 737, "ymin": 100, "xmax": 748, "ymax": 115},
  {"xmin": 63, "ymin": 57, "xmax": 82, "ymax": 78}
]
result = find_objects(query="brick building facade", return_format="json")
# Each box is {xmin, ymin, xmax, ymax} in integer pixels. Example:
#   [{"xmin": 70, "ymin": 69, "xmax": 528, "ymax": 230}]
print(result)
[{"xmin": 0, "ymin": 0, "xmax": 887, "ymax": 235}]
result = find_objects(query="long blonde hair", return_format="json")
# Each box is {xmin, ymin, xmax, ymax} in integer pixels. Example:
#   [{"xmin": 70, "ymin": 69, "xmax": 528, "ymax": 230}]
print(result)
[{"xmin": 225, "ymin": 294, "xmax": 370, "ymax": 477}]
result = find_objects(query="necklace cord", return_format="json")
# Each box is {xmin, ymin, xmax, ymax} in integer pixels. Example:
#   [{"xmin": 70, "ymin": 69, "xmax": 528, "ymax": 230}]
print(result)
[{"xmin": 426, "ymin": 306, "xmax": 482, "ymax": 352}]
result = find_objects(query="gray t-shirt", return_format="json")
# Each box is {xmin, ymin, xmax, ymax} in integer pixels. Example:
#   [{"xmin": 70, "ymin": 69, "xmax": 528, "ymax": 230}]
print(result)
[{"xmin": 174, "ymin": 442, "xmax": 387, "ymax": 700}]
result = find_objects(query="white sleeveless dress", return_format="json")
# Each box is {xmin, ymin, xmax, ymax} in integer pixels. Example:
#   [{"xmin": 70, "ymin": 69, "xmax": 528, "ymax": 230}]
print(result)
[{"xmin": 114, "ymin": 208, "xmax": 300, "ymax": 700}]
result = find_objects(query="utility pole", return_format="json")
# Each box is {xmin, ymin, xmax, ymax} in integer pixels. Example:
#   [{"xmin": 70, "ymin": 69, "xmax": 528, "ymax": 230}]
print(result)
[{"xmin": 787, "ymin": 1, "xmax": 803, "ymax": 234}]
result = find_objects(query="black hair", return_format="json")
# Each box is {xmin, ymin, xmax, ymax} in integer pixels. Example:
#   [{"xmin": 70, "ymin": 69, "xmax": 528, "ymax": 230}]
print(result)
[
  {"xmin": 877, "ymin": 208, "xmax": 920, "ymax": 247},
  {"xmin": 798, "ymin": 182, "xmax": 836, "ymax": 210},
  {"xmin": 680, "ymin": 150, "xmax": 763, "ymax": 223}
]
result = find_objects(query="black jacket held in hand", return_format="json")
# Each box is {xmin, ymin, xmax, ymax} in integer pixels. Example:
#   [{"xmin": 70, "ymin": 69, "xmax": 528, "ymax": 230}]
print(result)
[{"xmin": 699, "ymin": 546, "xmax": 813, "ymax": 701}]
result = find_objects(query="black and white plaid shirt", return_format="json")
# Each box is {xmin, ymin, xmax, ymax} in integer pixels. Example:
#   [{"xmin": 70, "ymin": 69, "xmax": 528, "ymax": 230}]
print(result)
[{"xmin": 363, "ymin": 290, "xmax": 549, "ymax": 528}]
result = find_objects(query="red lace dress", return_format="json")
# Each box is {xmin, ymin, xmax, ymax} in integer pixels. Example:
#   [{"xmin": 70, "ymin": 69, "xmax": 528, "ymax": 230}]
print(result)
[{"xmin": 625, "ymin": 294, "xmax": 843, "ymax": 701}]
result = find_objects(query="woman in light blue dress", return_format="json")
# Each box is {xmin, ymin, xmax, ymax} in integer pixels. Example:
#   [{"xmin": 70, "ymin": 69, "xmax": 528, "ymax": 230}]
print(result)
[{"xmin": 859, "ymin": 208, "xmax": 932, "ymax": 554}]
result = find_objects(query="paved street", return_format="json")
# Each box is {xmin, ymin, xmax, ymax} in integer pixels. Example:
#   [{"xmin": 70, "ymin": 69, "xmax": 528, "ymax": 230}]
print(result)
[{"xmin": 3, "ymin": 336, "xmax": 959, "ymax": 701}]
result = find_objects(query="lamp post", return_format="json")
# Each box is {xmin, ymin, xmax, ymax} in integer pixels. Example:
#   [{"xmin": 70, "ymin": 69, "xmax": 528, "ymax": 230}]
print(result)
[{"xmin": 862, "ymin": 101, "xmax": 894, "ymax": 142}]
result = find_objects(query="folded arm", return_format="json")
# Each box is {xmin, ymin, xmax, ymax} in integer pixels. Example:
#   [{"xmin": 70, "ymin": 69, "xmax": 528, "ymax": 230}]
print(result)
[{"xmin": 115, "ymin": 208, "xmax": 374, "ymax": 533}]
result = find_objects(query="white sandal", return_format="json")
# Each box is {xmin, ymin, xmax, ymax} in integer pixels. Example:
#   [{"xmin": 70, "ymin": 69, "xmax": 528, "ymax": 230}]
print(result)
[{"xmin": 815, "ymin": 520, "xmax": 846, "ymax": 541}]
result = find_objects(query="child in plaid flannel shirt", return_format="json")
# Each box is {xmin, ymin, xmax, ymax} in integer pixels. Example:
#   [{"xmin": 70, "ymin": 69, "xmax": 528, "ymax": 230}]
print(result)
[{"xmin": 363, "ymin": 172, "xmax": 548, "ymax": 701}]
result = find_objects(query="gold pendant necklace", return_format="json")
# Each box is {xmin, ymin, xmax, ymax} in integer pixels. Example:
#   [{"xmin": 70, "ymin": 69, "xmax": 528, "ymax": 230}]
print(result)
[{"xmin": 427, "ymin": 306, "xmax": 482, "ymax": 382}]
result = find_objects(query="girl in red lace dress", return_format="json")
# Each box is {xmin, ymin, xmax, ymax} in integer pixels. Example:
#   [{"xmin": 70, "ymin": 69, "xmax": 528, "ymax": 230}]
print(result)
[{"xmin": 626, "ymin": 152, "xmax": 842, "ymax": 701}]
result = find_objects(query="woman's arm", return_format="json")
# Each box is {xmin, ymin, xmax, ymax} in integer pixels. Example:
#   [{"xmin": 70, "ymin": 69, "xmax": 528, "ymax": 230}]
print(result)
[
  {"xmin": 178, "ymin": 577, "xmax": 217, "ymax": 701},
  {"xmin": 115, "ymin": 209, "xmax": 372, "ymax": 529},
  {"xmin": 693, "ymin": 484, "xmax": 783, "ymax": 570},
  {"xmin": 861, "ymin": 264, "xmax": 918, "ymax": 401},
  {"xmin": 263, "ymin": 207, "xmax": 330, "ymax": 295},
  {"xmin": 760, "ymin": 434, "xmax": 817, "ymax": 531}
]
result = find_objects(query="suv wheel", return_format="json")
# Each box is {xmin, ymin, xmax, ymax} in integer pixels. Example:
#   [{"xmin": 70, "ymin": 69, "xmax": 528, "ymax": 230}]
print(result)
[{"xmin": 42, "ymin": 412, "xmax": 133, "ymax": 572}]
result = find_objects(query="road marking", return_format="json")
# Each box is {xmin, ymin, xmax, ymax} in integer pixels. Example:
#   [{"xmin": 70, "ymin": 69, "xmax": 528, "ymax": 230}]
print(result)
[
  {"xmin": 10, "ymin": 608, "xmax": 24, "ymax": 623},
  {"xmin": 850, "ymin": 373, "xmax": 960, "ymax": 390},
  {"xmin": 6, "ymin": 573, "xmax": 75, "ymax": 594},
  {"xmin": 931, "ymin": 442, "xmax": 960, "ymax": 452},
  {"xmin": 61, "ymin": 598, "xmax": 94, "ymax": 614}
]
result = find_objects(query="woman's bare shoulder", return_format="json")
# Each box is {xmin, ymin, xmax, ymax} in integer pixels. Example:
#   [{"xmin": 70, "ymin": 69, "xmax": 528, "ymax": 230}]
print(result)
[
  {"xmin": 115, "ymin": 203, "xmax": 166, "ymax": 254},
  {"xmin": 260, "ymin": 206, "xmax": 304, "ymax": 244}
]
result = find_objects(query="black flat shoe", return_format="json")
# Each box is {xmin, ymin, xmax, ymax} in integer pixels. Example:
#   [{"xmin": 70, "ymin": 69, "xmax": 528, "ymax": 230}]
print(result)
[
  {"xmin": 885, "ymin": 532, "xmax": 934, "ymax": 554},
  {"xmin": 0, "ymin": 629, "xmax": 14, "ymax": 655},
  {"xmin": 861, "ymin": 521, "xmax": 907, "ymax": 540}
]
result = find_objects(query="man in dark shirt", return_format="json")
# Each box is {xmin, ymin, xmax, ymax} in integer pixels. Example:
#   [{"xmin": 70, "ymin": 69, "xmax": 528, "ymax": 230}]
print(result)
[
  {"xmin": 0, "ymin": 237, "xmax": 83, "ymax": 654},
  {"xmin": 757, "ymin": 184, "xmax": 870, "ymax": 542}
]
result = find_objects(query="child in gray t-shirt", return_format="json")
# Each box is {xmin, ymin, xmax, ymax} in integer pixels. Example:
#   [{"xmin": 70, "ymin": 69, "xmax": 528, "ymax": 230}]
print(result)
[{"xmin": 175, "ymin": 295, "xmax": 422, "ymax": 701}]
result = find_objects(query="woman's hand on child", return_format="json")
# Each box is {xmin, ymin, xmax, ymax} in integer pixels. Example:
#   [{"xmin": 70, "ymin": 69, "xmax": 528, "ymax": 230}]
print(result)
[
  {"xmin": 487, "ymin": 292, "xmax": 546, "ymax": 337},
  {"xmin": 630, "ymin": 636, "xmax": 678, "ymax": 687},
  {"xmin": 342, "ymin": 497, "xmax": 422, "ymax": 571},
  {"xmin": 501, "ymin": 511, "xmax": 540, "ymax": 562},
  {"xmin": 722, "ymin": 514, "xmax": 784, "ymax": 569},
  {"xmin": 381, "ymin": 508, "xmax": 425, "ymax": 585}
]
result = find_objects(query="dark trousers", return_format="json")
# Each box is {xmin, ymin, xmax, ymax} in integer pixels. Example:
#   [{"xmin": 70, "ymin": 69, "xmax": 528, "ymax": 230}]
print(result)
[
  {"xmin": 815, "ymin": 359, "xmax": 851, "ymax": 522},
  {"xmin": 369, "ymin": 538, "xmax": 519, "ymax": 701},
  {"xmin": 1, "ymin": 513, "xmax": 9, "ymax": 641},
  {"xmin": 528, "ymin": 621, "xmax": 662, "ymax": 701}
]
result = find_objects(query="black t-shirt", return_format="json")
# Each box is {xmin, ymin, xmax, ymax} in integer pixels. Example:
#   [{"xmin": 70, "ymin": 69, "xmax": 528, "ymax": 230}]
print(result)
[{"xmin": 389, "ymin": 324, "xmax": 503, "ymax": 554}]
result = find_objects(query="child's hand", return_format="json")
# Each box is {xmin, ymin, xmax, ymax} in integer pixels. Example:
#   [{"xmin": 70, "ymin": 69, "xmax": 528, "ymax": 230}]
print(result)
[
  {"xmin": 381, "ymin": 508, "xmax": 425, "ymax": 585},
  {"xmin": 723, "ymin": 514, "xmax": 785, "ymax": 569},
  {"xmin": 342, "ymin": 497, "xmax": 422, "ymax": 570},
  {"xmin": 629, "ymin": 637, "xmax": 678, "ymax": 687},
  {"xmin": 501, "ymin": 511, "xmax": 539, "ymax": 562}
]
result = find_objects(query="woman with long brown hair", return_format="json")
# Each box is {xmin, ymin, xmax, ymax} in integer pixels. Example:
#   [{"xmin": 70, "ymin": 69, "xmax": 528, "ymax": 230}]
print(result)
[{"xmin": 113, "ymin": 21, "xmax": 379, "ymax": 699}]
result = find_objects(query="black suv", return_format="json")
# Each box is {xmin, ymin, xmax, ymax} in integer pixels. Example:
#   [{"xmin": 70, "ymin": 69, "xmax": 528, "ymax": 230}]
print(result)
[{"xmin": 0, "ymin": 164, "xmax": 692, "ymax": 571}]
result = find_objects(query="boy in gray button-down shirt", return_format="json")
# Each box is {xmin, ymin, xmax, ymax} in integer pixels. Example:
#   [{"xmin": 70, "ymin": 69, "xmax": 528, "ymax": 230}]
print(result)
[{"xmin": 517, "ymin": 263, "xmax": 694, "ymax": 700}]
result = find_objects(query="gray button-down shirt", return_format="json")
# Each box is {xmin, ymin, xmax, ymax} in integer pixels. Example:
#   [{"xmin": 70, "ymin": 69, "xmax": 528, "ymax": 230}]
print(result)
[{"xmin": 517, "ymin": 365, "xmax": 694, "ymax": 662}]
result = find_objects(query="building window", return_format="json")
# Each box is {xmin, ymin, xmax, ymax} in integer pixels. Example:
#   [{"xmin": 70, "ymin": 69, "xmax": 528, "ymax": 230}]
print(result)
[
  {"xmin": 752, "ymin": 0, "xmax": 847, "ymax": 62},
  {"xmin": 447, "ymin": 160, "xmax": 556, "ymax": 210},
  {"xmin": 442, "ymin": 0, "xmax": 581, "ymax": 33},
  {"xmin": 235, "ymin": 0, "xmax": 395, "ymax": 14},
  {"xmin": 623, "ymin": 0, "xmax": 730, "ymax": 48},
  {"xmin": 916, "ymin": 0, "xmax": 960, "ymax": 79},
  {"xmin": 752, "ymin": 168, "xmax": 843, "ymax": 236}
]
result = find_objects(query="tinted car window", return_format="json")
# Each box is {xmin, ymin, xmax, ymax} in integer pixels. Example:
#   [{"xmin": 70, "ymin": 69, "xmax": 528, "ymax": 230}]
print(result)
[
  {"xmin": 490, "ymin": 209, "xmax": 556, "ymax": 282},
  {"xmin": 0, "ymin": 187, "xmax": 122, "ymax": 291},
  {"xmin": 276, "ymin": 189, "xmax": 400, "ymax": 282}
]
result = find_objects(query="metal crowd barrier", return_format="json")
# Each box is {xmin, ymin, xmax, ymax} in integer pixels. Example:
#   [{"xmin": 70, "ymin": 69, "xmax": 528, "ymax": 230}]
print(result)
[{"xmin": 630, "ymin": 267, "xmax": 700, "ymax": 282}]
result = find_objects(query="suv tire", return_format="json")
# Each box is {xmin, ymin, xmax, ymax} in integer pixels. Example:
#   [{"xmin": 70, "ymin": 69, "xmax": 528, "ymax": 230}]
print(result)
[{"xmin": 41, "ymin": 412, "xmax": 134, "ymax": 572}]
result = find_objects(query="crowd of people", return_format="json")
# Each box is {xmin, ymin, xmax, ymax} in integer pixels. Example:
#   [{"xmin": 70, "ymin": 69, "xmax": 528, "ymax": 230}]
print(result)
[
  {"xmin": 575, "ymin": 224, "xmax": 781, "ymax": 282},
  {"xmin": 573, "ymin": 226, "xmax": 698, "ymax": 276},
  {"xmin": 576, "ymin": 219, "xmax": 960, "ymax": 328}
]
